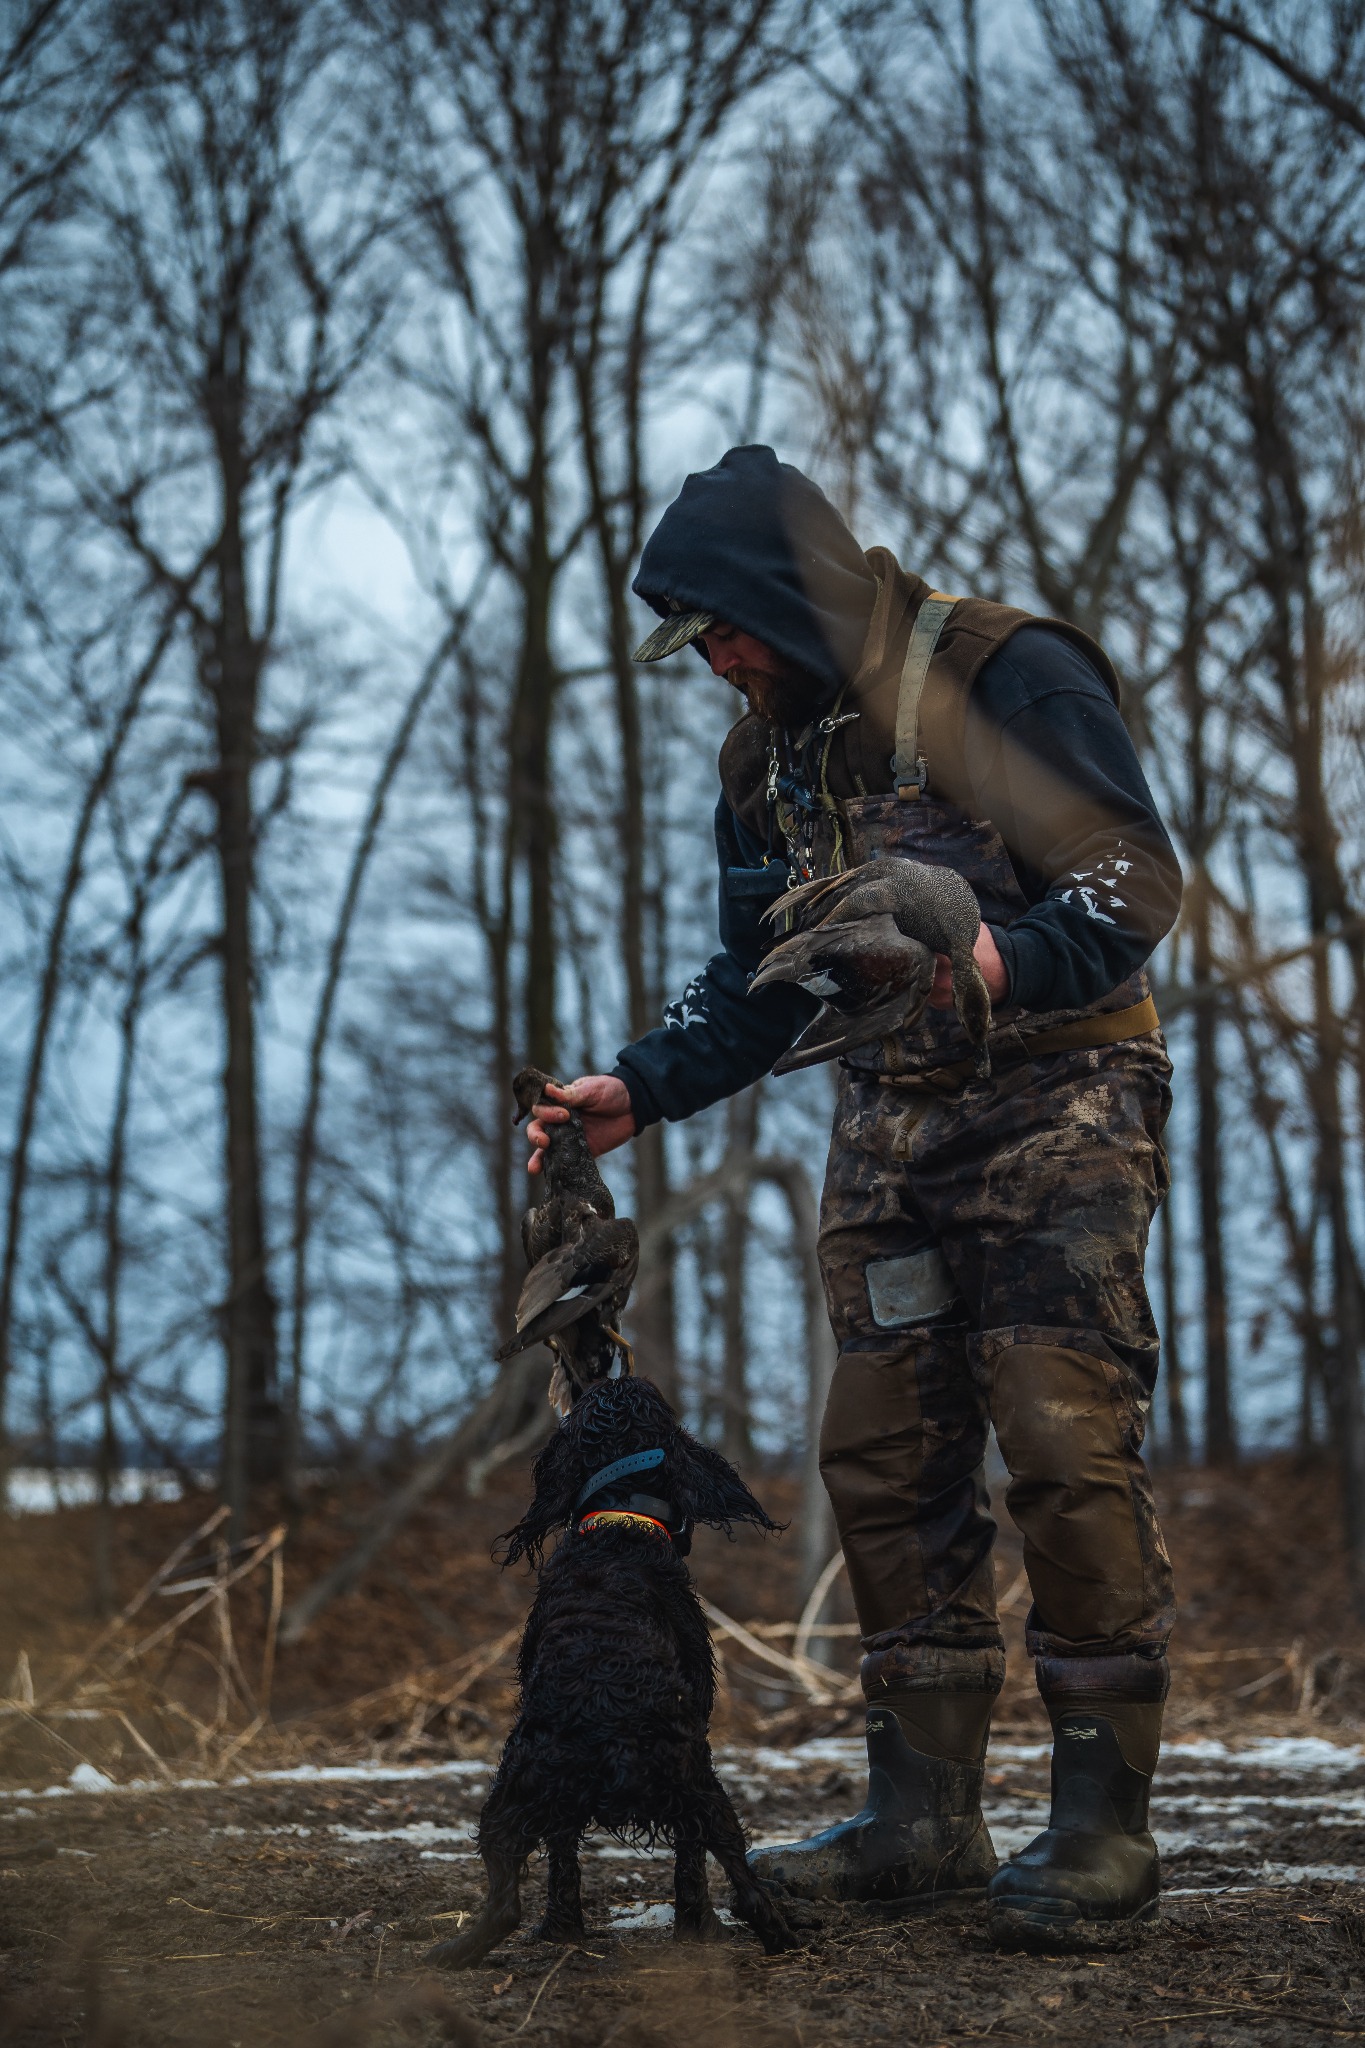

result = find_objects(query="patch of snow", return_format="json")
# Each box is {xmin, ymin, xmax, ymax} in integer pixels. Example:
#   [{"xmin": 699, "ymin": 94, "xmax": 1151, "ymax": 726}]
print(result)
[
  {"xmin": 0, "ymin": 1758, "xmax": 491, "ymax": 1801},
  {"xmin": 607, "ymin": 1902, "xmax": 738, "ymax": 1933},
  {"xmin": 252, "ymin": 1760, "xmax": 489, "ymax": 1787},
  {"xmin": 5, "ymin": 1469, "xmax": 189, "ymax": 1516},
  {"xmin": 65, "ymin": 1763, "xmax": 115, "ymax": 1793},
  {"xmin": 609, "ymin": 1902, "xmax": 675, "ymax": 1931},
  {"xmin": 1157, "ymin": 1789, "xmax": 1365, "ymax": 1818},
  {"xmin": 1162, "ymin": 1737, "xmax": 1363, "ymax": 1774},
  {"xmin": 330, "ymin": 1822, "xmax": 475, "ymax": 1845}
]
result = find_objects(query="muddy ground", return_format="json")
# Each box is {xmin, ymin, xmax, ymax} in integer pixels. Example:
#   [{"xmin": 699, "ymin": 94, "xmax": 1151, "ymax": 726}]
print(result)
[
  {"xmin": 6, "ymin": 1733, "xmax": 1365, "ymax": 2046},
  {"xmin": 3, "ymin": 1456, "xmax": 1365, "ymax": 2045}
]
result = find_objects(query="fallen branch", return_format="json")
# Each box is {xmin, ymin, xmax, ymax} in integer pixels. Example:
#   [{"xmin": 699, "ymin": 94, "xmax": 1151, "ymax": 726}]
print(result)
[
  {"xmin": 701, "ymin": 1596, "xmax": 856, "ymax": 1704},
  {"xmin": 43, "ymin": 1503, "xmax": 230, "ymax": 1704},
  {"xmin": 104, "ymin": 1526, "xmax": 285, "ymax": 1678},
  {"xmin": 793, "ymin": 1550, "xmax": 845, "ymax": 1667}
]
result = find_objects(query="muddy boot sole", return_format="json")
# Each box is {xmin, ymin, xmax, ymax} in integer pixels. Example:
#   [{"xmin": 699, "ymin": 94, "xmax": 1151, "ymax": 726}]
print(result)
[
  {"xmin": 760, "ymin": 1866, "xmax": 992, "ymax": 1911},
  {"xmin": 987, "ymin": 1894, "xmax": 1159, "ymax": 1954}
]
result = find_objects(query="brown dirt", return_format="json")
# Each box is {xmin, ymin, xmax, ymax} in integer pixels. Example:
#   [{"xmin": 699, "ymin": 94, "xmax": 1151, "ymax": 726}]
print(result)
[{"xmin": 1, "ymin": 1452, "xmax": 1363, "ymax": 2044}]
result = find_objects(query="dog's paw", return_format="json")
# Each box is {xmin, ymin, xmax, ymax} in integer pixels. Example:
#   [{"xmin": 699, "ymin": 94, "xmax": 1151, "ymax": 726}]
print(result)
[
  {"xmin": 772, "ymin": 1898, "xmax": 823, "ymax": 1934},
  {"xmin": 751, "ymin": 1884, "xmax": 822, "ymax": 1928},
  {"xmin": 423, "ymin": 1936, "xmax": 486, "ymax": 1971},
  {"xmin": 530, "ymin": 1914, "xmax": 587, "ymax": 1944},
  {"xmin": 424, "ymin": 1915, "xmax": 517, "ymax": 1971},
  {"xmin": 760, "ymin": 1913, "xmax": 807, "ymax": 1956},
  {"xmin": 674, "ymin": 1906, "xmax": 726, "ymax": 1944}
]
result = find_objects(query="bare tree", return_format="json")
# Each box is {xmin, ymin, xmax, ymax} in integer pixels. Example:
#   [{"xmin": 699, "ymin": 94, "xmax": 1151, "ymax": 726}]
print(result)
[
  {"xmin": 11, "ymin": 0, "xmax": 400, "ymax": 1525},
  {"xmin": 1046, "ymin": 0, "xmax": 1365, "ymax": 1570}
]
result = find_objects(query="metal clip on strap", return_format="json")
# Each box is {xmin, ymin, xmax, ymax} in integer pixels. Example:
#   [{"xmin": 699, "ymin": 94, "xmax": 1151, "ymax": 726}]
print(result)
[{"xmin": 892, "ymin": 592, "xmax": 958, "ymax": 800}]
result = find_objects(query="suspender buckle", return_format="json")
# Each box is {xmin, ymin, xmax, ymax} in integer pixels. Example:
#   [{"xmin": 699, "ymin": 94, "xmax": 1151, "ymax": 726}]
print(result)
[{"xmin": 890, "ymin": 751, "xmax": 927, "ymax": 800}]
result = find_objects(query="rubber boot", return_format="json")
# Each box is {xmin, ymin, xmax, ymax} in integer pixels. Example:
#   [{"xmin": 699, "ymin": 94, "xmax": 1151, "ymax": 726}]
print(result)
[
  {"xmin": 988, "ymin": 1654, "xmax": 1167, "ymax": 1943},
  {"xmin": 748, "ymin": 1655, "xmax": 1000, "ymax": 1906}
]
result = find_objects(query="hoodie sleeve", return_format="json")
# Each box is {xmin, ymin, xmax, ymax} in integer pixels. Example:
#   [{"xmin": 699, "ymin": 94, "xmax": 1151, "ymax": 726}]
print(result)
[
  {"xmin": 612, "ymin": 799, "xmax": 817, "ymax": 1130},
  {"xmin": 967, "ymin": 627, "xmax": 1183, "ymax": 1012}
]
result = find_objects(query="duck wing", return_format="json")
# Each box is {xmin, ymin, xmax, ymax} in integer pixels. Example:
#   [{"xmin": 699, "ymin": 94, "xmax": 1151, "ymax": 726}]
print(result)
[
  {"xmin": 772, "ymin": 984, "xmax": 932, "ymax": 1074},
  {"xmin": 520, "ymin": 1193, "xmax": 598, "ymax": 1267},
  {"xmin": 751, "ymin": 919, "xmax": 935, "ymax": 1075},
  {"xmin": 760, "ymin": 862, "xmax": 883, "ymax": 934},
  {"xmin": 497, "ymin": 1218, "xmax": 639, "ymax": 1358},
  {"xmin": 749, "ymin": 917, "xmax": 932, "ymax": 1007}
]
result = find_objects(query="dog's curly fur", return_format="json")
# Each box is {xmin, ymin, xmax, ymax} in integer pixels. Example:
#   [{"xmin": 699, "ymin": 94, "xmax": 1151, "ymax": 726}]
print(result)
[{"xmin": 425, "ymin": 1378, "xmax": 797, "ymax": 1966}]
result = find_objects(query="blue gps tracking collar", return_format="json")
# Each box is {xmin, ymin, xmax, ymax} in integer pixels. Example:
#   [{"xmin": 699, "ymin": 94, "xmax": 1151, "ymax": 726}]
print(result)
[{"xmin": 575, "ymin": 1447, "xmax": 666, "ymax": 1513}]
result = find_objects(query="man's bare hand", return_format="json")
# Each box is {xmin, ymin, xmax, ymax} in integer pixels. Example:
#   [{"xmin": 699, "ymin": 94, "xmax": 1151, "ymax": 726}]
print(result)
[
  {"xmin": 927, "ymin": 925, "xmax": 1010, "ymax": 1010},
  {"xmin": 526, "ymin": 1075, "xmax": 637, "ymax": 1175}
]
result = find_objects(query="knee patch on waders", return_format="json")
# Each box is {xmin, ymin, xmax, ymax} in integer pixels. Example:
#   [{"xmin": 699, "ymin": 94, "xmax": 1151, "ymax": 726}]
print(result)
[{"xmin": 990, "ymin": 1343, "xmax": 1148, "ymax": 1647}]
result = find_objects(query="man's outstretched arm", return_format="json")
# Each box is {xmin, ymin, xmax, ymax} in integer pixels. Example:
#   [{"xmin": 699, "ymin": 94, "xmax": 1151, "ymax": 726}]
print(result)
[{"xmin": 526, "ymin": 800, "xmax": 817, "ymax": 1169}]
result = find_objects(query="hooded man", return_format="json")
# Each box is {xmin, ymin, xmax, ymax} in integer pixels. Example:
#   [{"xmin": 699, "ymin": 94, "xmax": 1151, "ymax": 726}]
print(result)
[{"xmin": 525, "ymin": 446, "xmax": 1180, "ymax": 1942}]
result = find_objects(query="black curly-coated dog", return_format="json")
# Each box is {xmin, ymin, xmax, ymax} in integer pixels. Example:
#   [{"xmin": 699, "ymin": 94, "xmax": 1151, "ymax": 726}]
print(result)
[{"xmin": 425, "ymin": 1376, "xmax": 797, "ymax": 1966}]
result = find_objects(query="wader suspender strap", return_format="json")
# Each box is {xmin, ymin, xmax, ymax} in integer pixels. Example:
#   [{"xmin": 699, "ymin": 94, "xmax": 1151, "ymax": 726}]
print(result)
[{"xmin": 892, "ymin": 593, "xmax": 959, "ymax": 799}]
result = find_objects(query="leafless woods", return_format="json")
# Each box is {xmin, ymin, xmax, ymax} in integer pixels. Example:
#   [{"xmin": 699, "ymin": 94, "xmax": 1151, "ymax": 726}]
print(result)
[{"xmin": 1, "ymin": 1, "xmax": 1364, "ymax": 1589}]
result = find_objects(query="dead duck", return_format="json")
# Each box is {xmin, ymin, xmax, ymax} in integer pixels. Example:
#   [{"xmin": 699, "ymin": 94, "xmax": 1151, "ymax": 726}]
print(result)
[
  {"xmin": 507, "ymin": 1066, "xmax": 639, "ymax": 1404},
  {"xmin": 497, "ymin": 1216, "xmax": 639, "ymax": 1361},
  {"xmin": 753, "ymin": 858, "xmax": 993, "ymax": 1077},
  {"xmin": 748, "ymin": 912, "xmax": 936, "ymax": 1073}
]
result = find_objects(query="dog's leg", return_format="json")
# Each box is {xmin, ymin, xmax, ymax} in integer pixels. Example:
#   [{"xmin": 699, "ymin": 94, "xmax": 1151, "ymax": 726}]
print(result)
[
  {"xmin": 532, "ymin": 1832, "xmax": 586, "ymax": 1943},
  {"xmin": 698, "ymin": 1769, "xmax": 799, "ymax": 1955},
  {"xmin": 425, "ymin": 1805, "xmax": 530, "ymax": 1970},
  {"xmin": 673, "ymin": 1832, "xmax": 724, "ymax": 1943}
]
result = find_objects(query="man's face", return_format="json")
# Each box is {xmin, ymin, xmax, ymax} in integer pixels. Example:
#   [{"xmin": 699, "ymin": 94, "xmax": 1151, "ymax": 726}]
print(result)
[{"xmin": 700, "ymin": 622, "xmax": 827, "ymax": 729}]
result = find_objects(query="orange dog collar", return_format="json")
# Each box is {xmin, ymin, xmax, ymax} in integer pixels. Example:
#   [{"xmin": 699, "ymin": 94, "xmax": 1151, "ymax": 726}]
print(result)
[{"xmin": 578, "ymin": 1509, "xmax": 672, "ymax": 1541}]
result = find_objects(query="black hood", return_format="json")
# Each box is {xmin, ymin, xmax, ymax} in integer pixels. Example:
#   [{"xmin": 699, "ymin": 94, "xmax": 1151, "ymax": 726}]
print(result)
[{"xmin": 632, "ymin": 445, "xmax": 877, "ymax": 698}]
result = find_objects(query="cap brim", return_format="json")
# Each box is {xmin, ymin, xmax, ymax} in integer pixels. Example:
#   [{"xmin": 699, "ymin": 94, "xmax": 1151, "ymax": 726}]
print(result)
[{"xmin": 631, "ymin": 610, "xmax": 716, "ymax": 663}]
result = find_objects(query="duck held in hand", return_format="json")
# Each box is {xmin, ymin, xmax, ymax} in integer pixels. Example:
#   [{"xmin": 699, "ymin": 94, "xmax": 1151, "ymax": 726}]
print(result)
[
  {"xmin": 503, "ymin": 1066, "xmax": 639, "ymax": 1403},
  {"xmin": 751, "ymin": 856, "xmax": 993, "ymax": 1077}
]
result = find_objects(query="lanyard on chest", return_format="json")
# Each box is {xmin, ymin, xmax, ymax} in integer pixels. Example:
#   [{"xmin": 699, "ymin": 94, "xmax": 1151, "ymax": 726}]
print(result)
[
  {"xmin": 766, "ymin": 588, "xmax": 961, "ymax": 881},
  {"xmin": 766, "ymin": 703, "xmax": 859, "ymax": 885}
]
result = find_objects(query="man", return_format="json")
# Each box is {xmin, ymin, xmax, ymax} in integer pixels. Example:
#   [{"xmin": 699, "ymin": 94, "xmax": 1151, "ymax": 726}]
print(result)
[{"xmin": 526, "ymin": 446, "xmax": 1180, "ymax": 1940}]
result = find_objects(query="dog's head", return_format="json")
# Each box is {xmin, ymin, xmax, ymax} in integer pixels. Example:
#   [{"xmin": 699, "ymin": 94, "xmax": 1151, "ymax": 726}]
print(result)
[{"xmin": 499, "ymin": 1375, "xmax": 781, "ymax": 1566}]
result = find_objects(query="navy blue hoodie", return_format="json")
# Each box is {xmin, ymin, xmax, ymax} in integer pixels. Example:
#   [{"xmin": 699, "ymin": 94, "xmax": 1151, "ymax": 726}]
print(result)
[{"xmin": 614, "ymin": 448, "xmax": 1180, "ymax": 1131}]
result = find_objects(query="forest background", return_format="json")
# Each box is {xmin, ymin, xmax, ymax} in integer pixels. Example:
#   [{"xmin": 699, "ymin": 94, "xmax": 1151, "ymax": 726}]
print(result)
[{"xmin": 3, "ymin": 0, "xmax": 1365, "ymax": 1620}]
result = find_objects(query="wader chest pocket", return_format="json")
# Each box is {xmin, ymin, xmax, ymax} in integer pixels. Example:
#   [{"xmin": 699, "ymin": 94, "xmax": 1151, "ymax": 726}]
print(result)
[{"xmin": 865, "ymin": 1248, "xmax": 957, "ymax": 1328}]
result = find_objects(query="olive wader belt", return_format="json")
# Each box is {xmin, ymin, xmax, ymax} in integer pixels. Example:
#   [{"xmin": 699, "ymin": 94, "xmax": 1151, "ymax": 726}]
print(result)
[{"xmin": 877, "ymin": 590, "xmax": 1161, "ymax": 1086}]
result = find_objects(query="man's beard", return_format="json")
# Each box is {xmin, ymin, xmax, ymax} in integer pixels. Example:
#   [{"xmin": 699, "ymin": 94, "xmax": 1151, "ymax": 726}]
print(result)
[{"xmin": 731, "ymin": 661, "xmax": 829, "ymax": 730}]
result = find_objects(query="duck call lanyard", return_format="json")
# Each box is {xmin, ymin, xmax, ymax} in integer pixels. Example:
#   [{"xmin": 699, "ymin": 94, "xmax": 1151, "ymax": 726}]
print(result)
[
  {"xmin": 765, "ymin": 590, "xmax": 960, "ymax": 880},
  {"xmin": 766, "ymin": 696, "xmax": 859, "ymax": 885}
]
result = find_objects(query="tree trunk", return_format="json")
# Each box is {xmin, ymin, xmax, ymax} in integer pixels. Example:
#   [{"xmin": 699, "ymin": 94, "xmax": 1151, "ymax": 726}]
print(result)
[
  {"xmin": 208, "ymin": 352, "xmax": 279, "ymax": 1528},
  {"xmin": 512, "ymin": 366, "xmax": 557, "ymax": 1077},
  {"xmin": 287, "ymin": 628, "xmax": 457, "ymax": 1493},
  {"xmin": 1190, "ymin": 869, "xmax": 1233, "ymax": 1465},
  {"xmin": 1157, "ymin": 1171, "xmax": 1189, "ymax": 1465}
]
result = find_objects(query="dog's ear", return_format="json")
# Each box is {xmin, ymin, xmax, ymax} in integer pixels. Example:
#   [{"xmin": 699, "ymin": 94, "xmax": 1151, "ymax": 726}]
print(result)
[
  {"xmin": 496, "ymin": 1423, "xmax": 582, "ymax": 1568},
  {"xmin": 674, "ymin": 1437, "xmax": 783, "ymax": 1537}
]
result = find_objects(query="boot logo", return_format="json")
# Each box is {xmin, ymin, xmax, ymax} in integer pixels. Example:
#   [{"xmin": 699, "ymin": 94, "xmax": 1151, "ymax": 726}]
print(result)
[
  {"xmin": 1063, "ymin": 1724, "xmax": 1100, "ymax": 1740},
  {"xmin": 867, "ymin": 1715, "xmax": 888, "ymax": 1734}
]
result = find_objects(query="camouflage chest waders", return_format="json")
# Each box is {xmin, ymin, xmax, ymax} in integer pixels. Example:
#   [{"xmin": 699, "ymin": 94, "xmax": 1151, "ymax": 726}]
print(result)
[{"xmin": 751, "ymin": 594, "xmax": 1174, "ymax": 1933}]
